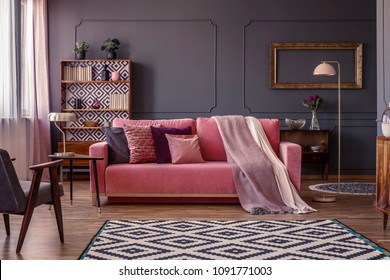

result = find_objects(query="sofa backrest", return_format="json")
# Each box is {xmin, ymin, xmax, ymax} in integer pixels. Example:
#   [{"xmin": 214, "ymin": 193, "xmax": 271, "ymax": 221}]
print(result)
[
  {"xmin": 113, "ymin": 118, "xmax": 196, "ymax": 134},
  {"xmin": 196, "ymin": 117, "xmax": 280, "ymax": 161},
  {"xmin": 112, "ymin": 117, "xmax": 280, "ymax": 161}
]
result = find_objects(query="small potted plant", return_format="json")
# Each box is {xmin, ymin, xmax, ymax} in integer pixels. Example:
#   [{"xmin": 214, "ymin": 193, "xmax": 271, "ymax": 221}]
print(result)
[
  {"xmin": 73, "ymin": 41, "xmax": 89, "ymax": 60},
  {"xmin": 101, "ymin": 38, "xmax": 120, "ymax": 59}
]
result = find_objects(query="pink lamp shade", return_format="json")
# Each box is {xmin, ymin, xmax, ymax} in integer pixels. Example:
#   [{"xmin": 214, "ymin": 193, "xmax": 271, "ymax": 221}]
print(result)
[{"xmin": 313, "ymin": 62, "xmax": 336, "ymax": 76}]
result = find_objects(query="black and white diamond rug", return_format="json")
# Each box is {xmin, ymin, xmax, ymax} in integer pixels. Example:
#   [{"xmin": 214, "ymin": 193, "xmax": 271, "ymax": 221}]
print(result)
[
  {"xmin": 309, "ymin": 182, "xmax": 375, "ymax": 195},
  {"xmin": 79, "ymin": 220, "xmax": 390, "ymax": 260}
]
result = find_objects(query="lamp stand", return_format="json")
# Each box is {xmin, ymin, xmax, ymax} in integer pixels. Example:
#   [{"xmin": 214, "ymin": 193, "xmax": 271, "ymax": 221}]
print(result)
[
  {"xmin": 312, "ymin": 61, "xmax": 341, "ymax": 203},
  {"xmin": 54, "ymin": 121, "xmax": 74, "ymax": 157}
]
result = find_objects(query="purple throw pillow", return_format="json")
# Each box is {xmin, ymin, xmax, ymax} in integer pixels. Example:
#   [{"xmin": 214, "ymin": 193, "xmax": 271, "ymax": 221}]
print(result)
[
  {"xmin": 103, "ymin": 127, "xmax": 130, "ymax": 164},
  {"xmin": 150, "ymin": 126, "xmax": 192, "ymax": 163}
]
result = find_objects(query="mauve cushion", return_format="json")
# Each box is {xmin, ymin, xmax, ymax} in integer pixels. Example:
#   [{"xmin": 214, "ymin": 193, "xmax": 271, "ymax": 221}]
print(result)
[
  {"xmin": 151, "ymin": 126, "xmax": 192, "ymax": 163},
  {"xmin": 103, "ymin": 127, "xmax": 130, "ymax": 164},
  {"xmin": 165, "ymin": 134, "xmax": 205, "ymax": 164}
]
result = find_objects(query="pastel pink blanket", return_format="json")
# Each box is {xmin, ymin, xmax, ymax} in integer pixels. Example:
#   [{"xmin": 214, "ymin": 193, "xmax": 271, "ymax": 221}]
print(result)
[
  {"xmin": 213, "ymin": 116, "xmax": 316, "ymax": 215},
  {"xmin": 213, "ymin": 115, "xmax": 294, "ymax": 214}
]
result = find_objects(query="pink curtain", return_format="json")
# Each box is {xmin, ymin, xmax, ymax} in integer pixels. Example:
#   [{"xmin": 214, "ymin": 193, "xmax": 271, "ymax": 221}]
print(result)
[
  {"xmin": 0, "ymin": 0, "xmax": 51, "ymax": 180},
  {"xmin": 32, "ymin": 0, "xmax": 51, "ymax": 168}
]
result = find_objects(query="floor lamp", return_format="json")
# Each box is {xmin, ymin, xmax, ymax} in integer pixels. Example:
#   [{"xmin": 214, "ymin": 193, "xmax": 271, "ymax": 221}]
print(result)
[
  {"xmin": 313, "ymin": 61, "xmax": 341, "ymax": 203},
  {"xmin": 48, "ymin": 112, "xmax": 78, "ymax": 156}
]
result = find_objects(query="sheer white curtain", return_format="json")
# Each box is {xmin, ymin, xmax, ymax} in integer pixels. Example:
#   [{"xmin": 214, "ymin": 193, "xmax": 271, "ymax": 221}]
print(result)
[{"xmin": 0, "ymin": 0, "xmax": 51, "ymax": 180}]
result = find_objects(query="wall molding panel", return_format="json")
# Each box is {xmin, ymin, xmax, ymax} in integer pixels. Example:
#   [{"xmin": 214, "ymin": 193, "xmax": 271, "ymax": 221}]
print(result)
[
  {"xmin": 75, "ymin": 19, "xmax": 217, "ymax": 114},
  {"xmin": 49, "ymin": 0, "xmax": 376, "ymax": 175}
]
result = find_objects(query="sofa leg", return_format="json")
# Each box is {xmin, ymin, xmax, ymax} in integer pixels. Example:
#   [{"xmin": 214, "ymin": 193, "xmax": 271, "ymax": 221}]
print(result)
[{"xmin": 91, "ymin": 194, "xmax": 97, "ymax": 206}]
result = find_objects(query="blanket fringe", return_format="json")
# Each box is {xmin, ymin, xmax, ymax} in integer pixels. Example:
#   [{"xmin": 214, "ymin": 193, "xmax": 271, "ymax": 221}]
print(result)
[{"xmin": 250, "ymin": 207, "xmax": 294, "ymax": 215}]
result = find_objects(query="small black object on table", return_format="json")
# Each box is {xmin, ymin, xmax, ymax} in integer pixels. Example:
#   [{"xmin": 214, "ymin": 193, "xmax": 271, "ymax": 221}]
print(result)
[{"xmin": 49, "ymin": 153, "xmax": 103, "ymax": 213}]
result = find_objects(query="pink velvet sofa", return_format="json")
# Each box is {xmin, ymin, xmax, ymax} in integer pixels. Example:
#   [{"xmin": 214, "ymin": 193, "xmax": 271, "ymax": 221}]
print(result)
[{"xmin": 89, "ymin": 117, "xmax": 302, "ymax": 204}]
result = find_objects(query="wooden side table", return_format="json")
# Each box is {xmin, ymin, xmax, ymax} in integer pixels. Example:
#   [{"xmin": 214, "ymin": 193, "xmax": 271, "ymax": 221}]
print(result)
[
  {"xmin": 49, "ymin": 154, "xmax": 103, "ymax": 213},
  {"xmin": 376, "ymin": 136, "xmax": 390, "ymax": 230},
  {"xmin": 280, "ymin": 130, "xmax": 330, "ymax": 179}
]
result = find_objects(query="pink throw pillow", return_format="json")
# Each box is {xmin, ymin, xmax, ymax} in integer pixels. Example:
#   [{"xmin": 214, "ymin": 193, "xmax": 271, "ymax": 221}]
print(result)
[
  {"xmin": 123, "ymin": 124, "xmax": 157, "ymax": 163},
  {"xmin": 165, "ymin": 134, "xmax": 205, "ymax": 164}
]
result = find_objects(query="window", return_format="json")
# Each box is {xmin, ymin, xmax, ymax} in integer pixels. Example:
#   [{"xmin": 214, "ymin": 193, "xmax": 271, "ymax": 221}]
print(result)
[{"xmin": 0, "ymin": 0, "xmax": 35, "ymax": 119}]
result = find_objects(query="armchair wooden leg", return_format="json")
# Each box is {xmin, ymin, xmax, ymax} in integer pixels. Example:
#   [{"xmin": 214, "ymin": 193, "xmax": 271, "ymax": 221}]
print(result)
[
  {"xmin": 49, "ymin": 166, "xmax": 64, "ymax": 243},
  {"xmin": 16, "ymin": 169, "xmax": 42, "ymax": 253},
  {"xmin": 52, "ymin": 199, "xmax": 64, "ymax": 243},
  {"xmin": 16, "ymin": 202, "xmax": 36, "ymax": 253},
  {"xmin": 3, "ymin": 214, "xmax": 10, "ymax": 235}
]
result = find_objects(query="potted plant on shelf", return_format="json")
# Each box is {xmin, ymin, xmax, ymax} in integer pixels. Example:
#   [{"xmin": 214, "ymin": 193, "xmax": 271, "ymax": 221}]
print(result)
[
  {"xmin": 101, "ymin": 38, "xmax": 120, "ymax": 59},
  {"xmin": 73, "ymin": 41, "xmax": 89, "ymax": 60}
]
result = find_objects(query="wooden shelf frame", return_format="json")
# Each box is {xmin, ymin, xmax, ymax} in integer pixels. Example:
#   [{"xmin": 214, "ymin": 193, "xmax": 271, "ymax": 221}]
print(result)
[
  {"xmin": 62, "ymin": 108, "xmax": 129, "ymax": 112},
  {"xmin": 57, "ymin": 59, "xmax": 132, "ymax": 162},
  {"xmin": 60, "ymin": 80, "xmax": 129, "ymax": 84}
]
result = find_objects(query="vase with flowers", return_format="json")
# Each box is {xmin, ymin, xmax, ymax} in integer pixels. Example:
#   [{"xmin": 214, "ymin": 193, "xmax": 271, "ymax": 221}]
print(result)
[{"xmin": 302, "ymin": 95, "xmax": 323, "ymax": 130}]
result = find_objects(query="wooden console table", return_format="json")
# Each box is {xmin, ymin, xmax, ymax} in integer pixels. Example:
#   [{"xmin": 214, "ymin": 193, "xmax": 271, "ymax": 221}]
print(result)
[
  {"xmin": 280, "ymin": 130, "xmax": 329, "ymax": 179},
  {"xmin": 376, "ymin": 136, "xmax": 390, "ymax": 230}
]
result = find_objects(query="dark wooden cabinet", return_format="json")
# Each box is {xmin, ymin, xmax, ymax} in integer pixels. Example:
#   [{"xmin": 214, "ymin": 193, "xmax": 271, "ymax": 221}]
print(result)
[
  {"xmin": 280, "ymin": 130, "xmax": 330, "ymax": 179},
  {"xmin": 376, "ymin": 136, "xmax": 390, "ymax": 230}
]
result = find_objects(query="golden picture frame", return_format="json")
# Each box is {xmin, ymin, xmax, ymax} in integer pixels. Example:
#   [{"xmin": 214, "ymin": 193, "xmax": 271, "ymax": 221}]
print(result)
[{"xmin": 270, "ymin": 42, "xmax": 363, "ymax": 89}]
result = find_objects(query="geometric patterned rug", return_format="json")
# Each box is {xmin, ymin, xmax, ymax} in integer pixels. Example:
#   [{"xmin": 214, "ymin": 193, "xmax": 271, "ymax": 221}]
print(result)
[
  {"xmin": 309, "ymin": 182, "xmax": 375, "ymax": 195},
  {"xmin": 79, "ymin": 220, "xmax": 390, "ymax": 260}
]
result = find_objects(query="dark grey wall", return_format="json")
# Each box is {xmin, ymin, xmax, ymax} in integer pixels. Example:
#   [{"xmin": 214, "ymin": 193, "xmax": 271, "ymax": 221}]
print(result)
[{"xmin": 48, "ymin": 0, "xmax": 376, "ymax": 175}]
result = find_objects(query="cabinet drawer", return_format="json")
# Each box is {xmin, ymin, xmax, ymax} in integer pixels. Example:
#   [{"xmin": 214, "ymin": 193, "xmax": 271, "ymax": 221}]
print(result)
[{"xmin": 302, "ymin": 152, "xmax": 328, "ymax": 164}]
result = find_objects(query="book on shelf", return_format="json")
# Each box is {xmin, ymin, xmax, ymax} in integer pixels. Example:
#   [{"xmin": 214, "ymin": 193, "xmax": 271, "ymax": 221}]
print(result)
[
  {"xmin": 109, "ymin": 93, "xmax": 129, "ymax": 110},
  {"xmin": 63, "ymin": 66, "xmax": 92, "ymax": 81}
]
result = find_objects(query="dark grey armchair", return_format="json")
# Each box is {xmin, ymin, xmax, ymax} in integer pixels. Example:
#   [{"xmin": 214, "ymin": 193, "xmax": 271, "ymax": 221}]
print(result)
[{"xmin": 0, "ymin": 149, "xmax": 64, "ymax": 253}]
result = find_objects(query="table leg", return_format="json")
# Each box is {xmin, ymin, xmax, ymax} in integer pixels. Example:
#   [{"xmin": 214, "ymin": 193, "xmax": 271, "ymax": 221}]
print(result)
[
  {"xmin": 60, "ymin": 165, "xmax": 64, "ymax": 182},
  {"xmin": 325, "ymin": 163, "xmax": 328, "ymax": 181},
  {"xmin": 384, "ymin": 213, "xmax": 389, "ymax": 230},
  {"xmin": 69, "ymin": 159, "xmax": 73, "ymax": 205},
  {"xmin": 92, "ymin": 160, "xmax": 101, "ymax": 213}
]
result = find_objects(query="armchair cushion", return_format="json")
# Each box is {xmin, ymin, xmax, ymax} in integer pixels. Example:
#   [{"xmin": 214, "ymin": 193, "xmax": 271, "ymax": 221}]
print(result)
[{"xmin": 20, "ymin": 181, "xmax": 64, "ymax": 208}]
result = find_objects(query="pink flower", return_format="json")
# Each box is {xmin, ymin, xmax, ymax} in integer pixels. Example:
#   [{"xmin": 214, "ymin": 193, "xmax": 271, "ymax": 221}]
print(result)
[{"xmin": 301, "ymin": 95, "xmax": 323, "ymax": 112}]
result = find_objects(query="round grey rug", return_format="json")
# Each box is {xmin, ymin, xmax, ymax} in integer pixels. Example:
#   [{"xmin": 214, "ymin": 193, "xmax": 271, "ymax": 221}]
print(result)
[{"xmin": 308, "ymin": 182, "xmax": 375, "ymax": 195}]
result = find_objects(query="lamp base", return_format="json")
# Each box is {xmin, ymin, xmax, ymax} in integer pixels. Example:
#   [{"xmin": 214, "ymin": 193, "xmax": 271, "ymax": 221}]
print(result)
[
  {"xmin": 54, "ymin": 152, "xmax": 75, "ymax": 157},
  {"xmin": 312, "ymin": 194, "xmax": 337, "ymax": 203}
]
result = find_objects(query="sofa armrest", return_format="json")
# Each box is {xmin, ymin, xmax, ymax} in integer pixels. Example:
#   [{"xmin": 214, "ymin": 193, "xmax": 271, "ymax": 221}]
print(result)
[
  {"xmin": 89, "ymin": 142, "xmax": 108, "ymax": 196},
  {"xmin": 279, "ymin": 141, "xmax": 302, "ymax": 192}
]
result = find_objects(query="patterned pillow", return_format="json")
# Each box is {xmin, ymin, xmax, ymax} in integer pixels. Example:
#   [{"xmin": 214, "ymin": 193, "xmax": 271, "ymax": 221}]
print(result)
[
  {"xmin": 150, "ymin": 126, "xmax": 192, "ymax": 163},
  {"xmin": 165, "ymin": 134, "xmax": 205, "ymax": 164},
  {"xmin": 123, "ymin": 124, "xmax": 158, "ymax": 163}
]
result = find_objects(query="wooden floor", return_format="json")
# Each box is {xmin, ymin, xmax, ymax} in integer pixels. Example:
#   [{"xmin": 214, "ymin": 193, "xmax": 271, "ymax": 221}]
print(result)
[{"xmin": 1, "ymin": 176, "xmax": 389, "ymax": 260}]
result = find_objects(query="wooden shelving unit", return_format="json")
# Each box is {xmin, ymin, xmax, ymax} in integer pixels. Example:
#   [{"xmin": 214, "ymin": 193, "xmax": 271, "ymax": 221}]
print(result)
[{"xmin": 58, "ymin": 59, "xmax": 132, "ymax": 163}]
